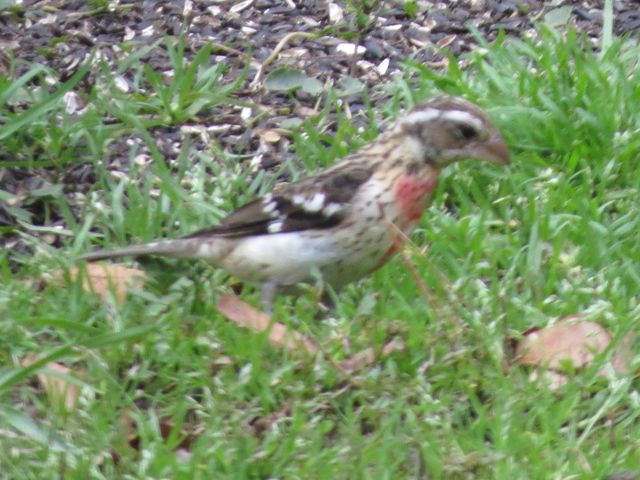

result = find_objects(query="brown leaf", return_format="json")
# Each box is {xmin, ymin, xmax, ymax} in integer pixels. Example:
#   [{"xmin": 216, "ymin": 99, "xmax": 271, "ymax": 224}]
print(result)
[
  {"xmin": 217, "ymin": 294, "xmax": 317, "ymax": 354},
  {"xmin": 59, "ymin": 264, "xmax": 147, "ymax": 303},
  {"xmin": 516, "ymin": 318, "xmax": 612, "ymax": 370},
  {"xmin": 249, "ymin": 401, "xmax": 293, "ymax": 436},
  {"xmin": 339, "ymin": 339, "xmax": 406, "ymax": 373},
  {"xmin": 436, "ymin": 34, "xmax": 456, "ymax": 48},
  {"xmin": 294, "ymin": 106, "xmax": 318, "ymax": 118},
  {"xmin": 610, "ymin": 332, "xmax": 634, "ymax": 376},
  {"xmin": 21, "ymin": 355, "xmax": 82, "ymax": 412},
  {"xmin": 515, "ymin": 315, "xmax": 634, "ymax": 388},
  {"xmin": 339, "ymin": 348, "xmax": 375, "ymax": 373},
  {"xmin": 110, "ymin": 409, "xmax": 202, "ymax": 465},
  {"xmin": 257, "ymin": 128, "xmax": 281, "ymax": 143}
]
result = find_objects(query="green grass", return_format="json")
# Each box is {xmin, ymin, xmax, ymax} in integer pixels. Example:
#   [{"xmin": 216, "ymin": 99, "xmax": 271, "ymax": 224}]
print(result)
[{"xmin": 2, "ymin": 26, "xmax": 640, "ymax": 478}]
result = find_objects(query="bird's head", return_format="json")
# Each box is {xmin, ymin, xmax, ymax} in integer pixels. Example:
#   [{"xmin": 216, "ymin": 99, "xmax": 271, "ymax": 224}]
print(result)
[{"xmin": 393, "ymin": 95, "xmax": 510, "ymax": 167}]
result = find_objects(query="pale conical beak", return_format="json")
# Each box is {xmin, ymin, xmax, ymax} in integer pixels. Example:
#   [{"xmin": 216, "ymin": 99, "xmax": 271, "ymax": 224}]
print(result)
[{"xmin": 476, "ymin": 133, "xmax": 511, "ymax": 165}]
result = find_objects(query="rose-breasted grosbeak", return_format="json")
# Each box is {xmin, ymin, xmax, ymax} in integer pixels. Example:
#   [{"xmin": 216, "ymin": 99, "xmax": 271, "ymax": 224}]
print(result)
[{"xmin": 79, "ymin": 95, "xmax": 510, "ymax": 310}]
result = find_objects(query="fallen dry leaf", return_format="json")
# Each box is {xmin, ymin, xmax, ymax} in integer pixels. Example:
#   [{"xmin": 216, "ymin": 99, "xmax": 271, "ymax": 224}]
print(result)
[
  {"xmin": 516, "ymin": 318, "xmax": 612, "ymax": 370},
  {"xmin": 249, "ymin": 401, "xmax": 293, "ymax": 436},
  {"xmin": 610, "ymin": 332, "xmax": 634, "ymax": 376},
  {"xmin": 339, "ymin": 347, "xmax": 374, "ymax": 373},
  {"xmin": 58, "ymin": 264, "xmax": 147, "ymax": 303},
  {"xmin": 217, "ymin": 294, "xmax": 317, "ymax": 354},
  {"xmin": 257, "ymin": 128, "xmax": 281, "ymax": 143},
  {"xmin": 515, "ymin": 315, "xmax": 634, "ymax": 388},
  {"xmin": 436, "ymin": 34, "xmax": 457, "ymax": 48},
  {"xmin": 21, "ymin": 354, "xmax": 82, "ymax": 412},
  {"xmin": 217, "ymin": 295, "xmax": 408, "ymax": 373},
  {"xmin": 109, "ymin": 408, "xmax": 202, "ymax": 465},
  {"xmin": 294, "ymin": 106, "xmax": 318, "ymax": 118},
  {"xmin": 340, "ymin": 339, "xmax": 406, "ymax": 373}
]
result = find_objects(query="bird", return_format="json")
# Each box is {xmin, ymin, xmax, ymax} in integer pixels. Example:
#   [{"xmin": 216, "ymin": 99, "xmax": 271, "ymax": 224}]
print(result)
[{"xmin": 79, "ymin": 95, "xmax": 510, "ymax": 311}]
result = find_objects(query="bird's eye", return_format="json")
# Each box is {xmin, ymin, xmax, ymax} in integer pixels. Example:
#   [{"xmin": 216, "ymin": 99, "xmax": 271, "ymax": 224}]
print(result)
[{"xmin": 457, "ymin": 124, "xmax": 478, "ymax": 140}]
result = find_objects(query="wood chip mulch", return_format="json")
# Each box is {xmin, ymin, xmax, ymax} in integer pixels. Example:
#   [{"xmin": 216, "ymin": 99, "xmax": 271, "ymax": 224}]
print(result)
[{"xmin": 1, "ymin": 0, "xmax": 638, "ymax": 258}]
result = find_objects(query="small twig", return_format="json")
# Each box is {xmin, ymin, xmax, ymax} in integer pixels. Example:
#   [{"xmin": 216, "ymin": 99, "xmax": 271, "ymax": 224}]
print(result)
[
  {"xmin": 209, "ymin": 43, "xmax": 245, "ymax": 57},
  {"xmin": 192, "ymin": 39, "xmax": 244, "ymax": 57},
  {"xmin": 383, "ymin": 218, "xmax": 465, "ymax": 335},
  {"xmin": 250, "ymin": 32, "xmax": 319, "ymax": 90},
  {"xmin": 383, "ymin": 219, "xmax": 438, "ymax": 305},
  {"xmin": 397, "ymin": 249, "xmax": 439, "ymax": 306}
]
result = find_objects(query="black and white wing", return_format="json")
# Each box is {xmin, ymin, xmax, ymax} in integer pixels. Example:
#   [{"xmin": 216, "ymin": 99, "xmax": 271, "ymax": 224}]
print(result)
[{"xmin": 184, "ymin": 164, "xmax": 373, "ymax": 239}]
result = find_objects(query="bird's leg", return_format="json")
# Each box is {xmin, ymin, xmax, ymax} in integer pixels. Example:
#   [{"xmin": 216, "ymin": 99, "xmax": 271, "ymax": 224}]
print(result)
[{"xmin": 259, "ymin": 281, "xmax": 277, "ymax": 314}]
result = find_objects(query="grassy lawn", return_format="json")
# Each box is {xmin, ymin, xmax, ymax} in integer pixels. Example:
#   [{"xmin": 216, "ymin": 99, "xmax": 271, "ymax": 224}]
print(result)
[{"xmin": 1, "ymin": 24, "xmax": 640, "ymax": 479}]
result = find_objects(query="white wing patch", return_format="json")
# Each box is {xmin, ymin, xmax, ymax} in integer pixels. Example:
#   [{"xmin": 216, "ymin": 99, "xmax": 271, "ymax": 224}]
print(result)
[
  {"xmin": 263, "ymin": 201, "xmax": 278, "ymax": 214},
  {"xmin": 323, "ymin": 202, "xmax": 343, "ymax": 216},
  {"xmin": 268, "ymin": 220, "xmax": 284, "ymax": 233},
  {"xmin": 261, "ymin": 193, "xmax": 281, "ymax": 216},
  {"xmin": 292, "ymin": 192, "xmax": 326, "ymax": 213},
  {"xmin": 306, "ymin": 192, "xmax": 326, "ymax": 212}
]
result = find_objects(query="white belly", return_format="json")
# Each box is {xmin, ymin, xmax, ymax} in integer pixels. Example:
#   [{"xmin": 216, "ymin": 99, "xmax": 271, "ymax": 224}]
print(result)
[
  {"xmin": 217, "ymin": 174, "xmax": 428, "ymax": 289},
  {"xmin": 220, "ymin": 221, "xmax": 394, "ymax": 287}
]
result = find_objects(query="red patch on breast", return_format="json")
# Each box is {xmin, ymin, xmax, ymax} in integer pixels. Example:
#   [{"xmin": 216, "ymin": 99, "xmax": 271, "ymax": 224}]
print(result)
[
  {"xmin": 394, "ymin": 173, "xmax": 439, "ymax": 221},
  {"xmin": 367, "ymin": 172, "xmax": 439, "ymax": 274}
]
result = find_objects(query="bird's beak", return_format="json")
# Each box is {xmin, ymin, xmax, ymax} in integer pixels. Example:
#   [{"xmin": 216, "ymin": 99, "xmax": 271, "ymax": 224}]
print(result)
[{"xmin": 475, "ymin": 133, "xmax": 511, "ymax": 165}]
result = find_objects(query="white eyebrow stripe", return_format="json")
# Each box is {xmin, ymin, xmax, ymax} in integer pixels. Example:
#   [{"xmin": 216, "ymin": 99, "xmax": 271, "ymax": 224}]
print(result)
[
  {"xmin": 440, "ymin": 110, "xmax": 483, "ymax": 130},
  {"xmin": 400, "ymin": 108, "xmax": 441, "ymax": 125}
]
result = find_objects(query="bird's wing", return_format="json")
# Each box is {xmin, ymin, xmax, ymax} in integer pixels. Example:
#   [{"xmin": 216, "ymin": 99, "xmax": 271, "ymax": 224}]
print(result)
[{"xmin": 184, "ymin": 164, "xmax": 373, "ymax": 239}]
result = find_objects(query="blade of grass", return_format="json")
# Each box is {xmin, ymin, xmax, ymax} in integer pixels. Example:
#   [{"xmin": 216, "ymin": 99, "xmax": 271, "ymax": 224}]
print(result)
[
  {"xmin": 0, "ymin": 57, "xmax": 91, "ymax": 141},
  {"xmin": 601, "ymin": 0, "xmax": 614, "ymax": 53}
]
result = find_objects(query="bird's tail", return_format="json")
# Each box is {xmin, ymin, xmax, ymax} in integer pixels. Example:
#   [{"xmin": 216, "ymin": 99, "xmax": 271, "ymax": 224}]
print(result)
[{"xmin": 77, "ymin": 238, "xmax": 227, "ymax": 263}]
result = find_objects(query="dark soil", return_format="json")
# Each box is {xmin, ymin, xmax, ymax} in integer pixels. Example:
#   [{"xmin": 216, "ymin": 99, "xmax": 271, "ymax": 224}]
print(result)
[{"xmin": 1, "ymin": 0, "xmax": 638, "ymax": 255}]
